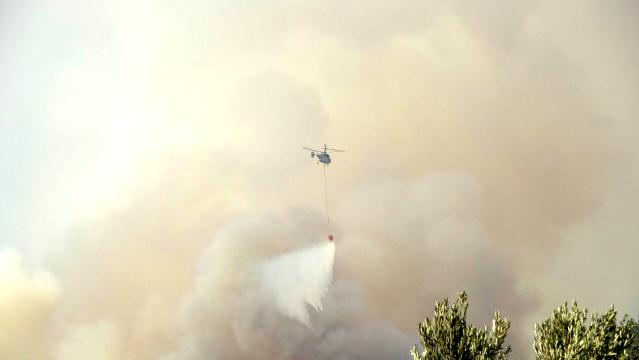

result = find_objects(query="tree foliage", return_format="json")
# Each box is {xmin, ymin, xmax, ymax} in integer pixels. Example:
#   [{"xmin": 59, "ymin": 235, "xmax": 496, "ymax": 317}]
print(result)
[
  {"xmin": 633, "ymin": 317, "xmax": 639, "ymax": 354},
  {"xmin": 533, "ymin": 301, "xmax": 639, "ymax": 360},
  {"xmin": 411, "ymin": 291, "xmax": 512, "ymax": 360}
]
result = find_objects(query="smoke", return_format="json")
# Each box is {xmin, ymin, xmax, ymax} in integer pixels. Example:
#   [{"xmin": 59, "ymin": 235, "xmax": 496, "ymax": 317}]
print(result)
[
  {"xmin": 1, "ymin": 0, "xmax": 638, "ymax": 359},
  {"xmin": 160, "ymin": 216, "xmax": 334, "ymax": 359},
  {"xmin": 0, "ymin": 249, "xmax": 59, "ymax": 359},
  {"xmin": 54, "ymin": 320, "xmax": 126, "ymax": 360},
  {"xmin": 333, "ymin": 171, "xmax": 537, "ymax": 353},
  {"xmin": 160, "ymin": 171, "xmax": 532, "ymax": 359}
]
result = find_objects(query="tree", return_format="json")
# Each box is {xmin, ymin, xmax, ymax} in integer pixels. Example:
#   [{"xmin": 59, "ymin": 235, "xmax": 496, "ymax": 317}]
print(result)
[
  {"xmin": 633, "ymin": 317, "xmax": 639, "ymax": 354},
  {"xmin": 411, "ymin": 291, "xmax": 512, "ymax": 360},
  {"xmin": 533, "ymin": 301, "xmax": 639, "ymax": 360}
]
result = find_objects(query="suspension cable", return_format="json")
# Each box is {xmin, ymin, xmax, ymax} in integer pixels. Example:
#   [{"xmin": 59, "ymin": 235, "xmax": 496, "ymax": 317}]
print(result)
[{"xmin": 323, "ymin": 164, "xmax": 330, "ymax": 225}]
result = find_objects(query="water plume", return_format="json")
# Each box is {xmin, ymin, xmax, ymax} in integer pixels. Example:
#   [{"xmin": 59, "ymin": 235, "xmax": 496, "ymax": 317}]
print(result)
[{"xmin": 255, "ymin": 241, "xmax": 336, "ymax": 325}]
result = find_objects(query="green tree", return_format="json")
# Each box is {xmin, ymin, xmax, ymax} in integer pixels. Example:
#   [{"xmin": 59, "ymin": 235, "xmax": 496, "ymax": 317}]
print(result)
[
  {"xmin": 411, "ymin": 291, "xmax": 512, "ymax": 360},
  {"xmin": 533, "ymin": 301, "xmax": 639, "ymax": 360},
  {"xmin": 633, "ymin": 317, "xmax": 639, "ymax": 354}
]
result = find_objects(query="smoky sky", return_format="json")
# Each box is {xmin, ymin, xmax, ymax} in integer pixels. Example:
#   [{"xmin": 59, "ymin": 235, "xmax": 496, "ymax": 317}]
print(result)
[{"xmin": 1, "ymin": 1, "xmax": 638, "ymax": 359}]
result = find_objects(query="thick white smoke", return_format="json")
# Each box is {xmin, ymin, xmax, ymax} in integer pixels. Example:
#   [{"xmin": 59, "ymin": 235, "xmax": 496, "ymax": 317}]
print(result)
[
  {"xmin": 54, "ymin": 319, "xmax": 126, "ymax": 360},
  {"xmin": 1, "ymin": 1, "xmax": 638, "ymax": 359},
  {"xmin": 0, "ymin": 249, "xmax": 60, "ymax": 359},
  {"xmin": 162, "ymin": 216, "xmax": 340, "ymax": 360}
]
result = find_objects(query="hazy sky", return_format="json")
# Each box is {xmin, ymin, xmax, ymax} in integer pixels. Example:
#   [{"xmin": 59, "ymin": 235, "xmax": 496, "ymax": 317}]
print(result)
[{"xmin": 1, "ymin": 1, "xmax": 638, "ymax": 359}]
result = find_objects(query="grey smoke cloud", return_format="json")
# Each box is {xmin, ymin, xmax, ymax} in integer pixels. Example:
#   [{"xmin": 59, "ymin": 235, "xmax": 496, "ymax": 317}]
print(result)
[
  {"xmin": 0, "ymin": 0, "xmax": 637, "ymax": 359},
  {"xmin": 158, "ymin": 171, "xmax": 533, "ymax": 359},
  {"xmin": 0, "ymin": 249, "xmax": 59, "ymax": 359}
]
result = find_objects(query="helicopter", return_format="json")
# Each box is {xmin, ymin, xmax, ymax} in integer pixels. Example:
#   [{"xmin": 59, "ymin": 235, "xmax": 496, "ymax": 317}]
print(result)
[{"xmin": 303, "ymin": 144, "xmax": 345, "ymax": 165}]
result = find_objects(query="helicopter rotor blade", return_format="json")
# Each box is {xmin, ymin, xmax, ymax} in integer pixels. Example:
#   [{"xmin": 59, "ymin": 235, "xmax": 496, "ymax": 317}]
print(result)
[
  {"xmin": 303, "ymin": 147, "xmax": 322, "ymax": 152},
  {"xmin": 326, "ymin": 147, "xmax": 345, "ymax": 152}
]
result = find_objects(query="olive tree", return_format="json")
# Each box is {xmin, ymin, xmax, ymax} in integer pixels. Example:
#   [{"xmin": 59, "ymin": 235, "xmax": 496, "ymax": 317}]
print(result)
[
  {"xmin": 411, "ymin": 291, "xmax": 512, "ymax": 360},
  {"xmin": 533, "ymin": 301, "xmax": 639, "ymax": 360}
]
